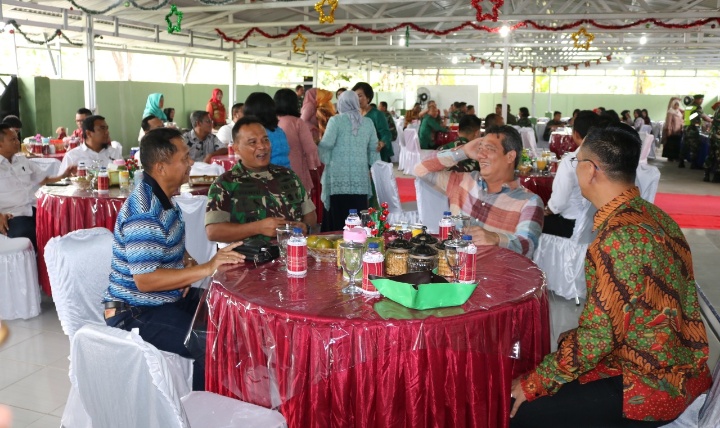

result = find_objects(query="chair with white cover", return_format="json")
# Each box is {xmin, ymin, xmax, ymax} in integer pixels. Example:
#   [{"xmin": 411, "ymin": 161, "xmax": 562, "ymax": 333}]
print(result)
[
  {"xmin": 400, "ymin": 128, "xmax": 435, "ymax": 175},
  {"xmin": 28, "ymin": 157, "xmax": 61, "ymax": 177},
  {"xmin": 533, "ymin": 200, "xmax": 596, "ymax": 304},
  {"xmin": 71, "ymin": 324, "xmax": 287, "ymax": 428},
  {"xmin": 110, "ymin": 141, "xmax": 124, "ymax": 159},
  {"xmin": 414, "ymin": 178, "xmax": 449, "ymax": 234},
  {"xmin": 639, "ymin": 132, "xmax": 656, "ymax": 162},
  {"xmin": 518, "ymin": 128, "xmax": 540, "ymax": 156},
  {"xmin": 0, "ymin": 235, "xmax": 41, "ymax": 320},
  {"xmin": 636, "ymin": 163, "xmax": 661, "ymax": 203},
  {"xmin": 370, "ymin": 161, "xmax": 418, "ymax": 224},
  {"xmin": 391, "ymin": 124, "xmax": 404, "ymax": 164},
  {"xmin": 173, "ymin": 194, "xmax": 217, "ymax": 288},
  {"xmin": 190, "ymin": 162, "xmax": 224, "ymax": 176},
  {"xmin": 45, "ymin": 228, "xmax": 193, "ymax": 427}
]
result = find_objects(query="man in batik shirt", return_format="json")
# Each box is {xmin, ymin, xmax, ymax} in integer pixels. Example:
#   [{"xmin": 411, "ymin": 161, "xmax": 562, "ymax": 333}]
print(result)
[
  {"xmin": 205, "ymin": 117, "xmax": 317, "ymax": 242},
  {"xmin": 441, "ymin": 114, "xmax": 482, "ymax": 172},
  {"xmin": 702, "ymin": 100, "xmax": 720, "ymax": 182},
  {"xmin": 510, "ymin": 125, "xmax": 712, "ymax": 428}
]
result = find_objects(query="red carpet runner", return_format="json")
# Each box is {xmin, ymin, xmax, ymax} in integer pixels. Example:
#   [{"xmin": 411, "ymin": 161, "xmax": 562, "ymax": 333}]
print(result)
[{"xmin": 652, "ymin": 193, "xmax": 720, "ymax": 230}]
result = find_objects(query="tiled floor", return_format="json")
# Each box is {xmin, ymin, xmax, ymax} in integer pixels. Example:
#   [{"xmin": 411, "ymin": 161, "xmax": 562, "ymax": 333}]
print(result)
[{"xmin": 2, "ymin": 155, "xmax": 720, "ymax": 427}]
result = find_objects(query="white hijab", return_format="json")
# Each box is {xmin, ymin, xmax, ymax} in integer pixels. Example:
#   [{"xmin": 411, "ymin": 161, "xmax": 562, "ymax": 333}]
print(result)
[{"xmin": 337, "ymin": 90, "xmax": 363, "ymax": 136}]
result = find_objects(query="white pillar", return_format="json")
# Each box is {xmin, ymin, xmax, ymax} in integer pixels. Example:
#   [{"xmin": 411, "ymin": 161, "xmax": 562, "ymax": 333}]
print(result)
[
  {"xmin": 83, "ymin": 14, "xmax": 97, "ymax": 112},
  {"xmin": 366, "ymin": 62, "xmax": 371, "ymax": 82},
  {"xmin": 531, "ymin": 68, "xmax": 536, "ymax": 117},
  {"xmin": 228, "ymin": 50, "xmax": 237, "ymax": 104},
  {"xmin": 547, "ymin": 72, "xmax": 552, "ymax": 117},
  {"xmin": 313, "ymin": 54, "xmax": 319, "ymax": 87},
  {"xmin": 501, "ymin": 44, "xmax": 509, "ymax": 121}
]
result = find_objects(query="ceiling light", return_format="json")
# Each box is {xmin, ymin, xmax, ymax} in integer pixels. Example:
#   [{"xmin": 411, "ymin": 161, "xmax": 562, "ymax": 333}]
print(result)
[
  {"xmin": 619, "ymin": 66, "xmax": 625, "ymax": 71},
  {"xmin": 398, "ymin": 36, "xmax": 405, "ymax": 46},
  {"xmin": 624, "ymin": 56, "xmax": 632, "ymax": 64},
  {"xmin": 639, "ymin": 36, "xmax": 647, "ymax": 45},
  {"xmin": 451, "ymin": 56, "xmax": 458, "ymax": 64},
  {"xmin": 499, "ymin": 25, "xmax": 510, "ymax": 38}
]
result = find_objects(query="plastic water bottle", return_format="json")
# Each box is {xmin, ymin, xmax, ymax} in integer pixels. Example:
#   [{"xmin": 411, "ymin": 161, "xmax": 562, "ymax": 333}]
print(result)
[
  {"xmin": 459, "ymin": 234, "xmax": 477, "ymax": 283},
  {"xmin": 97, "ymin": 167, "xmax": 109, "ymax": 195},
  {"xmin": 362, "ymin": 242, "xmax": 384, "ymax": 294},
  {"xmin": 439, "ymin": 211, "xmax": 454, "ymax": 240},
  {"xmin": 287, "ymin": 227, "xmax": 308, "ymax": 276},
  {"xmin": 77, "ymin": 161, "xmax": 87, "ymax": 177},
  {"xmin": 345, "ymin": 209, "xmax": 362, "ymax": 230}
]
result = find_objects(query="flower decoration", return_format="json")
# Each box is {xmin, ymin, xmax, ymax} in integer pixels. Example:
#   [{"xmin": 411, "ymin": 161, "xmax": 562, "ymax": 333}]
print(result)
[
  {"xmin": 292, "ymin": 32, "xmax": 307, "ymax": 53},
  {"xmin": 314, "ymin": 0, "xmax": 338, "ymax": 24},
  {"xmin": 165, "ymin": 4, "xmax": 183, "ymax": 34},
  {"xmin": 470, "ymin": 0, "xmax": 504, "ymax": 22},
  {"xmin": 35, "ymin": 133, "xmax": 43, "ymax": 143},
  {"xmin": 571, "ymin": 27, "xmax": 594, "ymax": 50},
  {"xmin": 125, "ymin": 157, "xmax": 140, "ymax": 179},
  {"xmin": 366, "ymin": 203, "xmax": 390, "ymax": 237}
]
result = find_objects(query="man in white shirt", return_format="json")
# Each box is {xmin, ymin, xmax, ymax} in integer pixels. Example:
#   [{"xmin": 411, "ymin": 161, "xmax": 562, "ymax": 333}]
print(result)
[
  {"xmin": 216, "ymin": 103, "xmax": 244, "ymax": 147},
  {"xmin": 60, "ymin": 115, "xmax": 117, "ymax": 175},
  {"xmin": 0, "ymin": 124, "xmax": 75, "ymax": 248},
  {"xmin": 182, "ymin": 111, "xmax": 227, "ymax": 163},
  {"xmin": 543, "ymin": 111, "xmax": 600, "ymax": 237}
]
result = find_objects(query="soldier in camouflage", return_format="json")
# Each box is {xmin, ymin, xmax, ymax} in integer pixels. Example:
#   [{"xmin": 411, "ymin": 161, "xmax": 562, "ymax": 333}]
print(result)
[
  {"xmin": 679, "ymin": 94, "xmax": 712, "ymax": 169},
  {"xmin": 205, "ymin": 117, "xmax": 317, "ymax": 242},
  {"xmin": 441, "ymin": 114, "xmax": 482, "ymax": 173},
  {"xmin": 703, "ymin": 101, "xmax": 720, "ymax": 182}
]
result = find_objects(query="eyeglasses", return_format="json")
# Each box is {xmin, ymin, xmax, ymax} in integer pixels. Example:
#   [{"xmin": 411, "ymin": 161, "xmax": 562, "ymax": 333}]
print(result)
[
  {"xmin": 201, "ymin": 119, "xmax": 213, "ymax": 124},
  {"xmin": 569, "ymin": 156, "xmax": 600, "ymax": 171}
]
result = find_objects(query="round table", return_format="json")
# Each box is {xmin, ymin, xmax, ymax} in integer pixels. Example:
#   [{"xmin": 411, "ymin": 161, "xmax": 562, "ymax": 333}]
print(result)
[
  {"xmin": 204, "ymin": 246, "xmax": 550, "ymax": 428},
  {"xmin": 519, "ymin": 174, "xmax": 554, "ymax": 205},
  {"xmin": 36, "ymin": 183, "xmax": 209, "ymax": 295},
  {"xmin": 210, "ymin": 155, "xmax": 237, "ymax": 172},
  {"xmin": 548, "ymin": 133, "xmax": 578, "ymax": 158},
  {"xmin": 434, "ymin": 130, "xmax": 459, "ymax": 147}
]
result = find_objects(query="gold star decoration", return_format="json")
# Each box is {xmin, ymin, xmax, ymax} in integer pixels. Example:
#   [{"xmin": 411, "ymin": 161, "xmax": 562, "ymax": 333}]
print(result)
[
  {"xmin": 315, "ymin": 0, "xmax": 338, "ymax": 24},
  {"xmin": 571, "ymin": 27, "xmax": 594, "ymax": 50},
  {"xmin": 292, "ymin": 32, "xmax": 307, "ymax": 53}
]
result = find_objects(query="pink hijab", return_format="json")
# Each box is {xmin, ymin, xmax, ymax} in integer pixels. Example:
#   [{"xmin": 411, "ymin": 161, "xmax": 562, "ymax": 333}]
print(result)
[{"xmin": 301, "ymin": 88, "xmax": 319, "ymax": 140}]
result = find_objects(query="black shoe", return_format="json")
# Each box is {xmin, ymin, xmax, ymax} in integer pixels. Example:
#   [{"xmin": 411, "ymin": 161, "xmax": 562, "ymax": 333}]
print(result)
[
  {"xmin": 703, "ymin": 172, "xmax": 711, "ymax": 182},
  {"xmin": 678, "ymin": 160, "xmax": 686, "ymax": 168}
]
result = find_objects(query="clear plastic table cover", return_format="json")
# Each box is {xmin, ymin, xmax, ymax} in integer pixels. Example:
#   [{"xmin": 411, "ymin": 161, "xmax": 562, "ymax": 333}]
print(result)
[
  {"xmin": 202, "ymin": 246, "xmax": 550, "ymax": 428},
  {"xmin": 518, "ymin": 174, "xmax": 554, "ymax": 205}
]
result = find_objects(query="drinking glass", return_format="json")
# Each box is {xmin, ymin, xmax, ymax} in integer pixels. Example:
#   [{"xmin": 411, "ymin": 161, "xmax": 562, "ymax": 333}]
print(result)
[
  {"xmin": 451, "ymin": 214, "xmax": 472, "ymax": 239},
  {"xmin": 444, "ymin": 239, "xmax": 468, "ymax": 283},
  {"xmin": 275, "ymin": 225, "xmax": 293, "ymax": 271},
  {"xmin": 339, "ymin": 241, "xmax": 364, "ymax": 294}
]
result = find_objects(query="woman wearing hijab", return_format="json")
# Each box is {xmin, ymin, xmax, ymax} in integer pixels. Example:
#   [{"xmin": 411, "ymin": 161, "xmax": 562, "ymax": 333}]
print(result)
[
  {"xmin": 206, "ymin": 88, "xmax": 226, "ymax": 129},
  {"xmin": 662, "ymin": 97, "xmax": 684, "ymax": 162},
  {"xmin": 143, "ymin": 93, "xmax": 167, "ymax": 121},
  {"xmin": 318, "ymin": 91, "xmax": 380, "ymax": 231},
  {"xmin": 243, "ymin": 92, "xmax": 291, "ymax": 168},
  {"xmin": 301, "ymin": 88, "xmax": 336, "ymax": 143}
]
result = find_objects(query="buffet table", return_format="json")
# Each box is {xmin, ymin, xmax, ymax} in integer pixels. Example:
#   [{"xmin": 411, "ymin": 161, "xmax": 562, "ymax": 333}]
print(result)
[
  {"xmin": 36, "ymin": 183, "xmax": 210, "ymax": 295},
  {"xmin": 204, "ymin": 246, "xmax": 550, "ymax": 428}
]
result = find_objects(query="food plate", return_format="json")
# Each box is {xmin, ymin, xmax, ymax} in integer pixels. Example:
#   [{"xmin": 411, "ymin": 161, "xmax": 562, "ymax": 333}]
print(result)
[
  {"xmin": 307, "ymin": 234, "xmax": 342, "ymax": 262},
  {"xmin": 188, "ymin": 175, "xmax": 218, "ymax": 186}
]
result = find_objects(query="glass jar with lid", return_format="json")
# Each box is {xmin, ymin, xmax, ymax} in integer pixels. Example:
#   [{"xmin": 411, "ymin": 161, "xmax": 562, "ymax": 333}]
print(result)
[
  {"xmin": 385, "ymin": 238, "xmax": 413, "ymax": 276},
  {"xmin": 409, "ymin": 226, "xmax": 439, "ymax": 247},
  {"xmin": 408, "ymin": 242, "xmax": 438, "ymax": 273},
  {"xmin": 435, "ymin": 239, "xmax": 453, "ymax": 278}
]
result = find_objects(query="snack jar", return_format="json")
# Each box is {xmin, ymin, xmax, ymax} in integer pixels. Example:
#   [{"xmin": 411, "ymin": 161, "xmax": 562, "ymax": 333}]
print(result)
[
  {"xmin": 385, "ymin": 238, "xmax": 412, "ymax": 276},
  {"xmin": 408, "ymin": 242, "xmax": 438, "ymax": 273}
]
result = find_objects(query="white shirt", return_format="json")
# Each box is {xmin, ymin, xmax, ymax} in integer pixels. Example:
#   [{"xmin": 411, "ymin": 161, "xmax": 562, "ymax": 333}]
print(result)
[
  {"xmin": 59, "ymin": 143, "xmax": 117, "ymax": 175},
  {"xmin": 547, "ymin": 148, "xmax": 585, "ymax": 221},
  {"xmin": 0, "ymin": 154, "xmax": 46, "ymax": 217},
  {"xmin": 216, "ymin": 122, "xmax": 235, "ymax": 147}
]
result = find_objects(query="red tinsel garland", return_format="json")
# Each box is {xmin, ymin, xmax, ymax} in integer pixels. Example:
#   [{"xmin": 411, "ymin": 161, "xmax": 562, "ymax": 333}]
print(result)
[
  {"xmin": 216, "ymin": 17, "xmax": 720, "ymax": 44},
  {"xmin": 471, "ymin": 0, "xmax": 504, "ymax": 22},
  {"xmin": 476, "ymin": 54, "xmax": 612, "ymax": 73}
]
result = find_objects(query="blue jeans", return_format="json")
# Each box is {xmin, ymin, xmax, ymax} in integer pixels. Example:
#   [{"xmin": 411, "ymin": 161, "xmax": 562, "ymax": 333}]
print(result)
[{"xmin": 105, "ymin": 288, "xmax": 205, "ymax": 391}]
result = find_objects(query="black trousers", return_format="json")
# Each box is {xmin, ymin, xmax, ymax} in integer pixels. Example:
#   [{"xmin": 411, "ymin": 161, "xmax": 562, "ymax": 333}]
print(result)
[
  {"xmin": 542, "ymin": 214, "xmax": 575, "ymax": 239},
  {"xmin": 511, "ymin": 376, "xmax": 670, "ymax": 428},
  {"xmin": 321, "ymin": 194, "xmax": 369, "ymax": 232},
  {"xmin": 8, "ymin": 208, "xmax": 37, "ymax": 250}
]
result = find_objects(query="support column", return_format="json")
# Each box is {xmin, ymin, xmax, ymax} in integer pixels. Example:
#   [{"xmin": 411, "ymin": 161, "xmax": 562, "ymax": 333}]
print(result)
[
  {"xmin": 84, "ymin": 14, "xmax": 97, "ymax": 112},
  {"xmin": 228, "ymin": 50, "xmax": 237, "ymax": 104},
  {"xmin": 366, "ymin": 62, "xmax": 371, "ymax": 82},
  {"xmin": 501, "ymin": 43, "xmax": 509, "ymax": 121},
  {"xmin": 313, "ymin": 54, "xmax": 319, "ymax": 88},
  {"xmin": 531, "ymin": 68, "xmax": 536, "ymax": 117}
]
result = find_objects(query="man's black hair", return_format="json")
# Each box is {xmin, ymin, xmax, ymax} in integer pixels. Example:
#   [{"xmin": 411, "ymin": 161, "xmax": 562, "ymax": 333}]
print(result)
[
  {"xmin": 82, "ymin": 115, "xmax": 105, "ymax": 140},
  {"xmin": 141, "ymin": 115, "xmax": 158, "ymax": 132},
  {"xmin": 231, "ymin": 116, "xmax": 265, "ymax": 143},
  {"xmin": 140, "ymin": 127, "xmax": 184, "ymax": 173},
  {"xmin": 582, "ymin": 124, "xmax": 640, "ymax": 184}
]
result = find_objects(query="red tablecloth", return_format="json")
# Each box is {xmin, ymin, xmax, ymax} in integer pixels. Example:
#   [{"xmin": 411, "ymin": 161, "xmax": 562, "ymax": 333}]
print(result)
[
  {"xmin": 434, "ymin": 130, "xmax": 459, "ymax": 147},
  {"xmin": 519, "ymin": 174, "xmax": 554, "ymax": 205},
  {"xmin": 210, "ymin": 155, "xmax": 237, "ymax": 171},
  {"xmin": 548, "ymin": 133, "xmax": 578, "ymax": 158},
  {"xmin": 205, "ymin": 246, "xmax": 550, "ymax": 428},
  {"xmin": 36, "ymin": 184, "xmax": 210, "ymax": 295}
]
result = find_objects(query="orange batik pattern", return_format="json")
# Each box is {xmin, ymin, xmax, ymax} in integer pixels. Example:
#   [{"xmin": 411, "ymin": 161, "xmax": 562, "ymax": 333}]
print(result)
[{"xmin": 522, "ymin": 187, "xmax": 712, "ymax": 422}]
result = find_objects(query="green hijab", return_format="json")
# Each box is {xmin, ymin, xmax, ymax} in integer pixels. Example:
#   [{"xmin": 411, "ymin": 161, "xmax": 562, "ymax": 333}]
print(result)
[{"xmin": 142, "ymin": 93, "xmax": 167, "ymax": 121}]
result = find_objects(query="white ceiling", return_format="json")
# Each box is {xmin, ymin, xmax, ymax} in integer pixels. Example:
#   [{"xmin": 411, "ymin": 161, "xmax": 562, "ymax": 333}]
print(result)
[{"xmin": 3, "ymin": 0, "xmax": 720, "ymax": 72}]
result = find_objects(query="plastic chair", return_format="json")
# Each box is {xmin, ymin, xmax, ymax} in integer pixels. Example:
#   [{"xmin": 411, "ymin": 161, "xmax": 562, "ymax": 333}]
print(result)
[
  {"xmin": 45, "ymin": 228, "xmax": 193, "ymax": 426},
  {"xmin": 173, "ymin": 194, "xmax": 217, "ymax": 288},
  {"xmin": 533, "ymin": 200, "xmax": 596, "ymax": 304},
  {"xmin": 190, "ymin": 162, "xmax": 224, "ymax": 176},
  {"xmin": 414, "ymin": 178, "xmax": 449, "ymax": 234},
  {"xmin": 636, "ymin": 163, "xmax": 661, "ymax": 203},
  {"xmin": 71, "ymin": 324, "xmax": 287, "ymax": 428},
  {"xmin": 370, "ymin": 161, "xmax": 418, "ymax": 224},
  {"xmin": 0, "ymin": 235, "xmax": 41, "ymax": 320}
]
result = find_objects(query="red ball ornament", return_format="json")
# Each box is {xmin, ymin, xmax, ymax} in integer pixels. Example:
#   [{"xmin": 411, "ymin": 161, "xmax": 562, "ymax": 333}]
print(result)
[
  {"xmin": 9, "ymin": 29, "xmax": 14, "ymax": 34},
  {"xmin": 367, "ymin": 221, "xmax": 375, "ymax": 227},
  {"xmin": 380, "ymin": 202, "xmax": 389, "ymax": 209},
  {"xmin": 371, "ymin": 229, "xmax": 379, "ymax": 236},
  {"xmin": 368, "ymin": 207, "xmax": 376, "ymax": 214},
  {"xmin": 379, "ymin": 215, "xmax": 387, "ymax": 221},
  {"xmin": 382, "ymin": 209, "xmax": 389, "ymax": 216}
]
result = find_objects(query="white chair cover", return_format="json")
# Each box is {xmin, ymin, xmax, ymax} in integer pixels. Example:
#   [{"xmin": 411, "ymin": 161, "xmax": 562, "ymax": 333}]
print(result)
[
  {"xmin": 639, "ymin": 132, "xmax": 656, "ymax": 163},
  {"xmin": 190, "ymin": 162, "xmax": 224, "ymax": 177},
  {"xmin": 518, "ymin": 128, "xmax": 540, "ymax": 156},
  {"xmin": 0, "ymin": 235, "xmax": 41, "ymax": 320},
  {"xmin": 400, "ymin": 129, "xmax": 435, "ymax": 175},
  {"xmin": 72, "ymin": 325, "xmax": 287, "ymax": 428},
  {"xmin": 414, "ymin": 178, "xmax": 449, "ymax": 234},
  {"xmin": 110, "ymin": 141, "xmax": 123, "ymax": 159},
  {"xmin": 639, "ymin": 124, "xmax": 653, "ymax": 134},
  {"xmin": 636, "ymin": 163, "xmax": 661, "ymax": 203},
  {"xmin": 370, "ymin": 161, "xmax": 418, "ymax": 224},
  {"xmin": 535, "ymin": 122, "xmax": 547, "ymax": 142},
  {"xmin": 173, "ymin": 194, "xmax": 217, "ymax": 288},
  {"xmin": 533, "ymin": 200, "xmax": 596, "ymax": 302},
  {"xmin": 28, "ymin": 157, "xmax": 61, "ymax": 178}
]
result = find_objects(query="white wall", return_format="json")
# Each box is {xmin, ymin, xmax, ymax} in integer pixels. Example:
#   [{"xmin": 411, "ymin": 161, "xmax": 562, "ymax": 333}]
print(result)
[{"xmin": 414, "ymin": 85, "xmax": 479, "ymax": 112}]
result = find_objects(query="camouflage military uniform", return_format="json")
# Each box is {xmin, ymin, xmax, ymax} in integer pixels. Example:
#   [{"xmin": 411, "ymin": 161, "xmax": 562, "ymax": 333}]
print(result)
[
  {"xmin": 441, "ymin": 137, "xmax": 480, "ymax": 172},
  {"xmin": 703, "ymin": 107, "xmax": 720, "ymax": 178},
  {"xmin": 383, "ymin": 111, "xmax": 398, "ymax": 142},
  {"xmin": 205, "ymin": 163, "xmax": 315, "ymax": 241},
  {"xmin": 681, "ymin": 104, "xmax": 704, "ymax": 167}
]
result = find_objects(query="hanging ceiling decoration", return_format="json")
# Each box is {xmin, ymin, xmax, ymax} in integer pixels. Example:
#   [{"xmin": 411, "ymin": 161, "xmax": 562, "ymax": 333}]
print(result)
[
  {"xmin": 570, "ymin": 27, "xmax": 594, "ymax": 50},
  {"xmin": 292, "ymin": 32, "xmax": 308, "ymax": 53},
  {"xmin": 314, "ymin": 0, "xmax": 339, "ymax": 24},
  {"xmin": 0, "ymin": 20, "xmax": 83, "ymax": 46},
  {"xmin": 165, "ymin": 4, "xmax": 183, "ymax": 34},
  {"xmin": 470, "ymin": 0, "xmax": 505, "ymax": 22}
]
